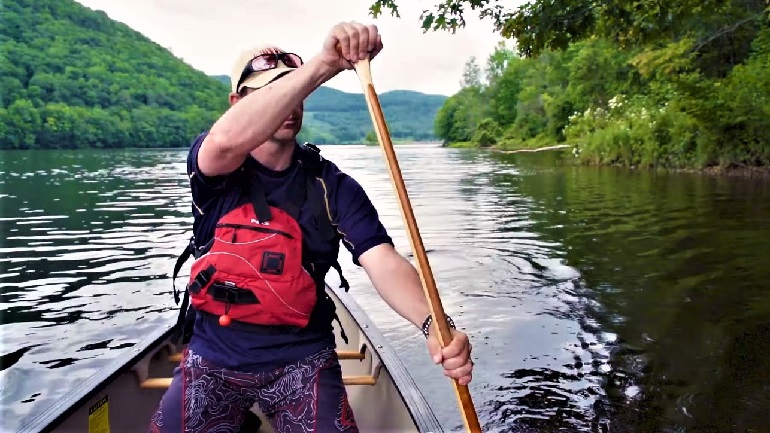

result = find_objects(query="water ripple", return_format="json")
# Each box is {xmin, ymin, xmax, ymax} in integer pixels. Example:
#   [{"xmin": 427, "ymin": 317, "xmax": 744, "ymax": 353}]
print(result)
[{"xmin": 2, "ymin": 146, "xmax": 770, "ymax": 432}]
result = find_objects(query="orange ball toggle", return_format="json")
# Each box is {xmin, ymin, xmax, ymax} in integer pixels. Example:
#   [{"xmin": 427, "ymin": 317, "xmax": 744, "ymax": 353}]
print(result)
[{"xmin": 219, "ymin": 314, "xmax": 231, "ymax": 326}]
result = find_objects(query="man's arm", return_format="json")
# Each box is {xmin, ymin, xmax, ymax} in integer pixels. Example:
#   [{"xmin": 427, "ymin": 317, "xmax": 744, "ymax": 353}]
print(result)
[
  {"xmin": 329, "ymin": 160, "xmax": 473, "ymax": 385},
  {"xmin": 358, "ymin": 242, "xmax": 474, "ymax": 385},
  {"xmin": 357, "ymin": 243, "xmax": 431, "ymax": 329},
  {"xmin": 198, "ymin": 57, "xmax": 336, "ymax": 178},
  {"xmin": 198, "ymin": 22, "xmax": 383, "ymax": 178}
]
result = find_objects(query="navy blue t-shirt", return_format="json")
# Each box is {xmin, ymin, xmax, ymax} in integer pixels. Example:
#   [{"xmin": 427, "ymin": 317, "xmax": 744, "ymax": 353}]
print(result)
[{"xmin": 184, "ymin": 131, "xmax": 392, "ymax": 372}]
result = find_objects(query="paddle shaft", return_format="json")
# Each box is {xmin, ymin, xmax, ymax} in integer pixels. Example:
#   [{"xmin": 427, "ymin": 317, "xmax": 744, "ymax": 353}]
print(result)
[{"xmin": 344, "ymin": 56, "xmax": 482, "ymax": 433}]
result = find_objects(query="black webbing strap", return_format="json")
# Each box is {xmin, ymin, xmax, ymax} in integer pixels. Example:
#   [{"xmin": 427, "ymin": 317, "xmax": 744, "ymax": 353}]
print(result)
[
  {"xmin": 187, "ymin": 264, "xmax": 216, "ymax": 294},
  {"xmin": 281, "ymin": 168, "xmax": 309, "ymax": 220},
  {"xmin": 329, "ymin": 260, "xmax": 350, "ymax": 291},
  {"xmin": 171, "ymin": 240, "xmax": 192, "ymax": 304},
  {"xmin": 209, "ymin": 283, "xmax": 261, "ymax": 305},
  {"xmin": 248, "ymin": 173, "xmax": 272, "ymax": 223}
]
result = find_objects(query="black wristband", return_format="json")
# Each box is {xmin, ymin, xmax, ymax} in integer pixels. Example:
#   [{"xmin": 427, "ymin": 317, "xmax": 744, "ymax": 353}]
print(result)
[{"xmin": 421, "ymin": 314, "xmax": 455, "ymax": 338}]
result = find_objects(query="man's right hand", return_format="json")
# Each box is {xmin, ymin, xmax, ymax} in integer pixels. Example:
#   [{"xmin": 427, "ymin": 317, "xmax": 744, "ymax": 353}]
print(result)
[{"xmin": 319, "ymin": 22, "xmax": 383, "ymax": 73}]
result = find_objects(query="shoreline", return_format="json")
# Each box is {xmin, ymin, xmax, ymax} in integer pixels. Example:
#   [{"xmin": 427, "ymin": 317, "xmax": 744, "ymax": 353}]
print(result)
[
  {"xmin": 446, "ymin": 142, "xmax": 770, "ymax": 179},
  {"xmin": 490, "ymin": 144, "xmax": 572, "ymax": 154},
  {"xmin": 679, "ymin": 165, "xmax": 770, "ymax": 179}
]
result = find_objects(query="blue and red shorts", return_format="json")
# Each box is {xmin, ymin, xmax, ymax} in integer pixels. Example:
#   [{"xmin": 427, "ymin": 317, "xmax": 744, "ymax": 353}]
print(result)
[{"xmin": 149, "ymin": 347, "xmax": 358, "ymax": 433}]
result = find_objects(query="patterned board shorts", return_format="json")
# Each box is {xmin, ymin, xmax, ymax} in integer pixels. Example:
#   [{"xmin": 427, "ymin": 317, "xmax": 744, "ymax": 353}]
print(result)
[{"xmin": 149, "ymin": 347, "xmax": 358, "ymax": 433}]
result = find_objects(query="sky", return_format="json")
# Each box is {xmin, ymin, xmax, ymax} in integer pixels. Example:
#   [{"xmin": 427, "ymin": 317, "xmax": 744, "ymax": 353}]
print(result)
[{"xmin": 72, "ymin": 0, "xmax": 518, "ymax": 96}]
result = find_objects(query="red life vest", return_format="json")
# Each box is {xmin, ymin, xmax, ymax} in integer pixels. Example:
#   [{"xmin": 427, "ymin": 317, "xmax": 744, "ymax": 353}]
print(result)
[
  {"xmin": 186, "ymin": 202, "xmax": 317, "ymax": 328},
  {"xmin": 173, "ymin": 143, "xmax": 350, "ymax": 333}
]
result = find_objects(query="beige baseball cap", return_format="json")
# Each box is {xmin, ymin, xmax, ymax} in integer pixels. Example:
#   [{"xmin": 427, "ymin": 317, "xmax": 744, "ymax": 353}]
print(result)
[{"xmin": 229, "ymin": 45, "xmax": 299, "ymax": 93}]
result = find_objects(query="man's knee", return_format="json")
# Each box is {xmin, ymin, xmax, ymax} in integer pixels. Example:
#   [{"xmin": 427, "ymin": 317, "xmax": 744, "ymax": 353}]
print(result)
[
  {"xmin": 316, "ymin": 362, "xmax": 358, "ymax": 432},
  {"xmin": 149, "ymin": 369, "xmax": 184, "ymax": 432},
  {"xmin": 149, "ymin": 351, "xmax": 258, "ymax": 433}
]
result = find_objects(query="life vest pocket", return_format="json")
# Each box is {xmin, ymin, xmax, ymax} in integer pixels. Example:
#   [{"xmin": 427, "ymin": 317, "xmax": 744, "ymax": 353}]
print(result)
[{"xmin": 216, "ymin": 222, "xmax": 294, "ymax": 242}]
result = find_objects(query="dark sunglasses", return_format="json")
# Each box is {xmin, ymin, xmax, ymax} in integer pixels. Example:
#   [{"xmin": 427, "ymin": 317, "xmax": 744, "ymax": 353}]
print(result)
[{"xmin": 235, "ymin": 52, "xmax": 303, "ymax": 92}]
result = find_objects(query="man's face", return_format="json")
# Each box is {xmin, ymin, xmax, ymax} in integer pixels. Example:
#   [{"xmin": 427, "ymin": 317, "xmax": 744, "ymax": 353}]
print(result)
[
  {"xmin": 273, "ymin": 97, "xmax": 304, "ymax": 142},
  {"xmin": 230, "ymin": 47, "xmax": 304, "ymax": 144}
]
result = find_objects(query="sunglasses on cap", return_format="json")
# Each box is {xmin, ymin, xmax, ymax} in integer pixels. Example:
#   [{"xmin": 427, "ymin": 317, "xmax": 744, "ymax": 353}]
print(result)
[{"xmin": 235, "ymin": 52, "xmax": 303, "ymax": 92}]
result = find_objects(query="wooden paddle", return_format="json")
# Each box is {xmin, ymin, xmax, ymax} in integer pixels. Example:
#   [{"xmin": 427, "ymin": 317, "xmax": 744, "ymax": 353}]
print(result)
[{"xmin": 338, "ymin": 48, "xmax": 483, "ymax": 433}]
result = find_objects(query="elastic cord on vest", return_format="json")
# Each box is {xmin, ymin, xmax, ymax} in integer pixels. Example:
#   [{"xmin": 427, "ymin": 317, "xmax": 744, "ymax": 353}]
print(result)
[{"xmin": 220, "ymin": 302, "xmax": 232, "ymax": 326}]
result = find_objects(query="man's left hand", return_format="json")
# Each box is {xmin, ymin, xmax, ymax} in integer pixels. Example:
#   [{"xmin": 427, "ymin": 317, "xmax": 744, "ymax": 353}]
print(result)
[{"xmin": 427, "ymin": 328, "xmax": 474, "ymax": 386}]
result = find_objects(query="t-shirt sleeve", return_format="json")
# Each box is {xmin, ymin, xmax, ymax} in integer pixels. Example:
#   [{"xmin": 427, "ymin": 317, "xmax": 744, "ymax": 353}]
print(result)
[
  {"xmin": 328, "ymin": 167, "xmax": 393, "ymax": 265},
  {"xmin": 186, "ymin": 131, "xmax": 236, "ymax": 216},
  {"xmin": 187, "ymin": 131, "xmax": 231, "ymax": 189}
]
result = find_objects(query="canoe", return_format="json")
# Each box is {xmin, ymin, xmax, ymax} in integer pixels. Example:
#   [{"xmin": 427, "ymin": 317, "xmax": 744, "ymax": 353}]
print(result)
[{"xmin": 18, "ymin": 283, "xmax": 444, "ymax": 433}]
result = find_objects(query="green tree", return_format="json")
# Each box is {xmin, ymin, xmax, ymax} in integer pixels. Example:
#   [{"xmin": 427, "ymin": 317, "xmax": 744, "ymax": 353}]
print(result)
[
  {"xmin": 378, "ymin": 0, "xmax": 770, "ymax": 168},
  {"xmin": 369, "ymin": 0, "xmax": 768, "ymax": 63},
  {"xmin": 4, "ymin": 99, "xmax": 40, "ymax": 149},
  {"xmin": 460, "ymin": 56, "xmax": 483, "ymax": 89},
  {"xmin": 472, "ymin": 118, "xmax": 502, "ymax": 147},
  {"xmin": 364, "ymin": 130, "xmax": 378, "ymax": 144}
]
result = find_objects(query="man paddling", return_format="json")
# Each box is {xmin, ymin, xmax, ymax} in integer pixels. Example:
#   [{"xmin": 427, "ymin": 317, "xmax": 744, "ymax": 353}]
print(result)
[{"xmin": 150, "ymin": 22, "xmax": 474, "ymax": 432}]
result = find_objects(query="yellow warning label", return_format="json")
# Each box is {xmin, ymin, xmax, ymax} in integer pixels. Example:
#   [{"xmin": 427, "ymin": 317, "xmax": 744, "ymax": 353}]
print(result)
[{"xmin": 88, "ymin": 395, "xmax": 110, "ymax": 433}]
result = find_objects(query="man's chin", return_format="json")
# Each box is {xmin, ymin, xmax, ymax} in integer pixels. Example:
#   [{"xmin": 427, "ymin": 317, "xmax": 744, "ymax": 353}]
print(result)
[{"xmin": 273, "ymin": 129, "xmax": 299, "ymax": 143}]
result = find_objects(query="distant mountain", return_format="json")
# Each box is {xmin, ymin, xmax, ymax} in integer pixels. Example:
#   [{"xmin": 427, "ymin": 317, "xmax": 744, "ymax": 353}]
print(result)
[
  {"xmin": 0, "ymin": 0, "xmax": 230, "ymax": 149},
  {"xmin": 211, "ymin": 75, "xmax": 447, "ymax": 144}
]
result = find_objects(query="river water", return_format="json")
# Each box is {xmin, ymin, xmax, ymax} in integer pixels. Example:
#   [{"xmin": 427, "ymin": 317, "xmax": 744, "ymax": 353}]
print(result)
[{"xmin": 1, "ymin": 144, "xmax": 769, "ymax": 432}]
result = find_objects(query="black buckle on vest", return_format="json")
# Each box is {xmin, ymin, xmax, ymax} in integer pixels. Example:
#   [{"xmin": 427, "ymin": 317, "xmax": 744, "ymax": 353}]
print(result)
[
  {"xmin": 209, "ymin": 282, "xmax": 260, "ymax": 305},
  {"xmin": 187, "ymin": 264, "xmax": 216, "ymax": 294}
]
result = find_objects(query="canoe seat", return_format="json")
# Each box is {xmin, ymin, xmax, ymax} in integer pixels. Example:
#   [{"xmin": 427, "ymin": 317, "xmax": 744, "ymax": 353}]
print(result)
[
  {"xmin": 151, "ymin": 346, "xmax": 375, "ymax": 388},
  {"xmin": 140, "ymin": 374, "xmax": 376, "ymax": 388},
  {"xmin": 337, "ymin": 349, "xmax": 367, "ymax": 361},
  {"xmin": 167, "ymin": 347, "xmax": 366, "ymax": 363}
]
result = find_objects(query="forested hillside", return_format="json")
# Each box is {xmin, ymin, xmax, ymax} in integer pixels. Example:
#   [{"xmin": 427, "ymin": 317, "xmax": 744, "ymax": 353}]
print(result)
[
  {"xmin": 372, "ymin": 0, "xmax": 770, "ymax": 169},
  {"xmin": 211, "ymin": 76, "xmax": 447, "ymax": 144},
  {"xmin": 0, "ymin": 0, "xmax": 229, "ymax": 149},
  {"xmin": 0, "ymin": 0, "xmax": 445, "ymax": 150}
]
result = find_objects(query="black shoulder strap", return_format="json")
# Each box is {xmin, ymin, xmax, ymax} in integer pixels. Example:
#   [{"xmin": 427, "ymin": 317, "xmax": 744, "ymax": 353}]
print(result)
[
  {"xmin": 297, "ymin": 142, "xmax": 325, "ymax": 177},
  {"xmin": 248, "ymin": 145, "xmax": 319, "ymax": 222},
  {"xmin": 296, "ymin": 143, "xmax": 336, "ymax": 241},
  {"xmin": 247, "ymin": 172, "xmax": 273, "ymax": 223},
  {"xmin": 171, "ymin": 238, "xmax": 194, "ymax": 344},
  {"xmin": 296, "ymin": 143, "xmax": 349, "ymax": 292}
]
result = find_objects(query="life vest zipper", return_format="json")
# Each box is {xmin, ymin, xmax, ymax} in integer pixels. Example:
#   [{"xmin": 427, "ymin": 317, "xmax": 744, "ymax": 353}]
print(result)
[{"xmin": 216, "ymin": 223, "xmax": 294, "ymax": 239}]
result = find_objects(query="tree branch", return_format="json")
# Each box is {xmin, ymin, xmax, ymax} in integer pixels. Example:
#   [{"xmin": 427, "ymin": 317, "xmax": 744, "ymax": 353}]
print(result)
[{"xmin": 690, "ymin": 14, "xmax": 763, "ymax": 54}]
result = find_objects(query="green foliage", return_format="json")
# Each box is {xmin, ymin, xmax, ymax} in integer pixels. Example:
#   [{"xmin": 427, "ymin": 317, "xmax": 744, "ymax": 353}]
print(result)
[
  {"xmin": 364, "ymin": 130, "xmax": 378, "ymax": 144},
  {"xmin": 379, "ymin": 0, "xmax": 770, "ymax": 169},
  {"xmin": 433, "ymin": 87, "xmax": 483, "ymax": 144},
  {"xmin": 564, "ymin": 95, "xmax": 704, "ymax": 168},
  {"xmin": 472, "ymin": 118, "xmax": 501, "ymax": 147},
  {"xmin": 0, "ymin": 0, "xmax": 228, "ymax": 149},
  {"xmin": 369, "ymin": 0, "xmax": 768, "ymax": 64}
]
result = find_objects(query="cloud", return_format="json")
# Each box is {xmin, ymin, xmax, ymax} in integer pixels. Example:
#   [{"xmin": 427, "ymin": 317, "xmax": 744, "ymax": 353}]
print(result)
[{"xmin": 73, "ymin": 0, "xmax": 519, "ymax": 95}]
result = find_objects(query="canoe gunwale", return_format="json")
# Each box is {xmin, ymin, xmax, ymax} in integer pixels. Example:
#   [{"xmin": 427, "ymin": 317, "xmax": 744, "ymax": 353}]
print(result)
[
  {"xmin": 326, "ymin": 283, "xmax": 445, "ymax": 432},
  {"xmin": 18, "ymin": 320, "xmax": 178, "ymax": 433},
  {"xmin": 17, "ymin": 283, "xmax": 445, "ymax": 433}
]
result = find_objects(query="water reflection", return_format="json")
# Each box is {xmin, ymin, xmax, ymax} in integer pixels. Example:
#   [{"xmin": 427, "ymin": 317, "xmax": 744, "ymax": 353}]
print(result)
[
  {"xmin": 0, "ymin": 149, "xmax": 190, "ymax": 431},
  {"xmin": 1, "ymin": 146, "xmax": 769, "ymax": 432},
  {"xmin": 435, "ymin": 150, "xmax": 611, "ymax": 432},
  {"xmin": 482, "ymin": 150, "xmax": 770, "ymax": 432}
]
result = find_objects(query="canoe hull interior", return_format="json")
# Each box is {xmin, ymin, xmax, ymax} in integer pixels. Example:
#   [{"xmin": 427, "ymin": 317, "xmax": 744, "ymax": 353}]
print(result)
[{"xmin": 21, "ymin": 285, "xmax": 444, "ymax": 433}]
